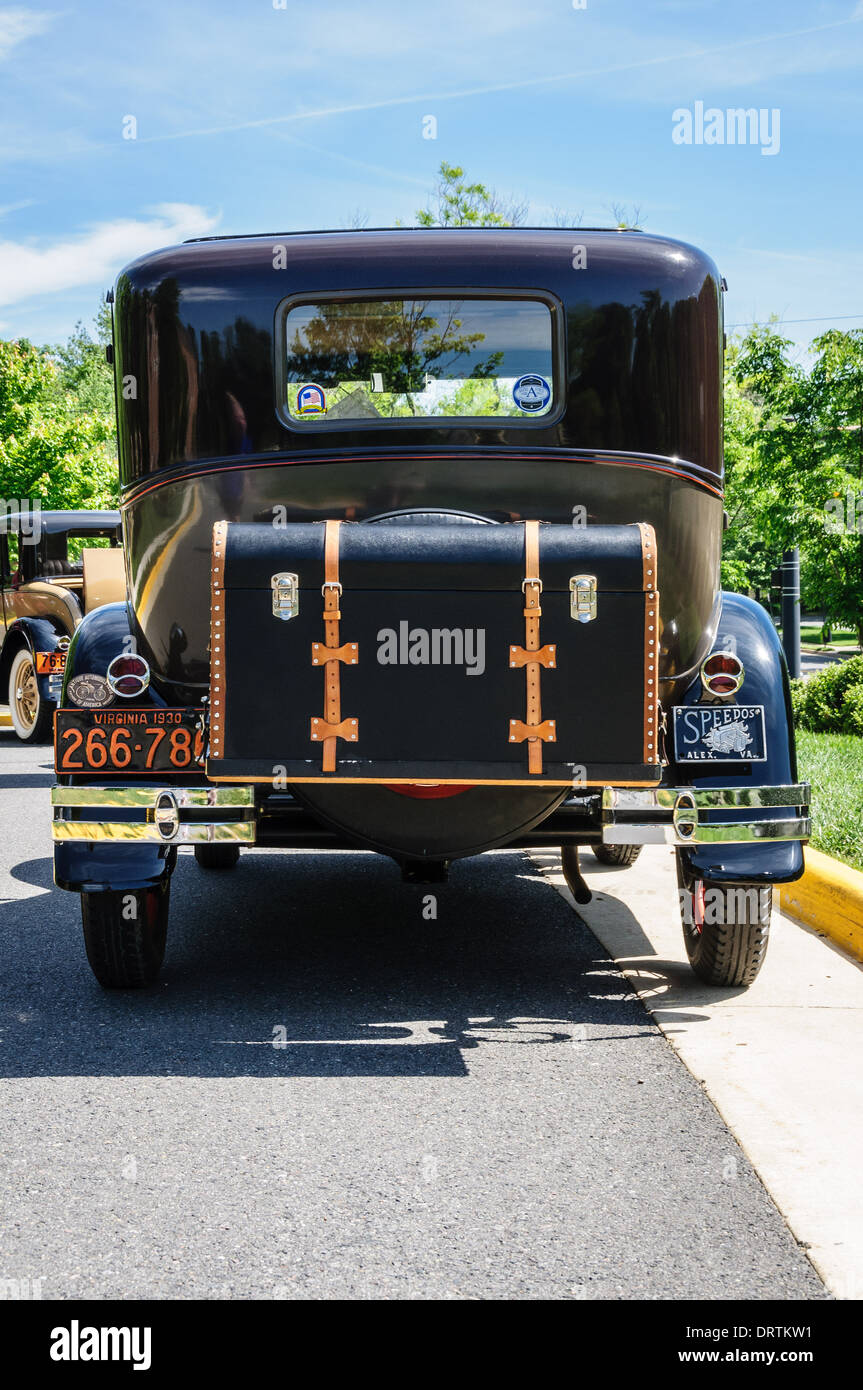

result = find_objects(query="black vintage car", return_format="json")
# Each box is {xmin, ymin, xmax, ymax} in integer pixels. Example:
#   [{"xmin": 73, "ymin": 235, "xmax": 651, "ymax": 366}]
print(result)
[
  {"xmin": 1, "ymin": 510, "xmax": 122, "ymax": 740},
  {"xmin": 51, "ymin": 228, "xmax": 809, "ymax": 990}
]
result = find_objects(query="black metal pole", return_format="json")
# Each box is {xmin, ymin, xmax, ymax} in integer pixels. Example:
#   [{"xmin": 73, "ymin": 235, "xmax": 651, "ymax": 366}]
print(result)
[{"xmin": 781, "ymin": 547, "xmax": 801, "ymax": 679}]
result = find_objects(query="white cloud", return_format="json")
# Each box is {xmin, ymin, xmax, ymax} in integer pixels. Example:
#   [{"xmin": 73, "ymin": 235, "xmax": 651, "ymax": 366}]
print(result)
[
  {"xmin": 0, "ymin": 204, "xmax": 220, "ymax": 308},
  {"xmin": 0, "ymin": 7, "xmax": 54, "ymax": 60},
  {"xmin": 0, "ymin": 198, "xmax": 35, "ymax": 217}
]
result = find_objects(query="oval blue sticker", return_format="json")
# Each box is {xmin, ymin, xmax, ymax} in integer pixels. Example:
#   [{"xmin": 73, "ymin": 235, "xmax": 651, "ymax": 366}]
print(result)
[{"xmin": 512, "ymin": 374, "xmax": 551, "ymax": 412}]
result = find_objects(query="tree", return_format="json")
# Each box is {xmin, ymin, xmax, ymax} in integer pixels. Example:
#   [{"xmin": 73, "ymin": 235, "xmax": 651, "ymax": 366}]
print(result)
[
  {"xmin": 720, "ymin": 340, "xmax": 776, "ymax": 595},
  {"xmin": 608, "ymin": 202, "xmax": 645, "ymax": 230},
  {"xmin": 0, "ymin": 338, "xmax": 117, "ymax": 511},
  {"xmin": 721, "ymin": 323, "xmax": 863, "ymax": 640},
  {"xmin": 287, "ymin": 299, "xmax": 504, "ymax": 417},
  {"xmin": 414, "ymin": 162, "xmax": 528, "ymax": 228},
  {"xmin": 800, "ymin": 329, "xmax": 863, "ymax": 640},
  {"xmin": 48, "ymin": 305, "xmax": 116, "ymax": 420}
]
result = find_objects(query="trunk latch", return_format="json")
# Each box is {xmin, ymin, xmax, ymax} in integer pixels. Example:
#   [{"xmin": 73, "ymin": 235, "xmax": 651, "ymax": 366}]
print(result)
[
  {"xmin": 570, "ymin": 575, "xmax": 597, "ymax": 623},
  {"xmin": 271, "ymin": 572, "xmax": 299, "ymax": 621}
]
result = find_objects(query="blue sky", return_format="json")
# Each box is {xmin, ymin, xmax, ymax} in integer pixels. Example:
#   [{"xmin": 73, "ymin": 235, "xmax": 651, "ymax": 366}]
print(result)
[{"xmin": 1, "ymin": 0, "xmax": 862, "ymax": 356}]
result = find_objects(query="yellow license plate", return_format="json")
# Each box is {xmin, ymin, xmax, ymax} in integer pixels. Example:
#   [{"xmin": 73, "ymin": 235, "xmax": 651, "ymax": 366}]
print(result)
[{"xmin": 36, "ymin": 651, "xmax": 67, "ymax": 675}]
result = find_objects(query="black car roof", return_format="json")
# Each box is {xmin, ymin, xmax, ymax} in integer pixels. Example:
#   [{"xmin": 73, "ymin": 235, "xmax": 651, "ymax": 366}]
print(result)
[{"xmin": 183, "ymin": 226, "xmax": 644, "ymax": 243}]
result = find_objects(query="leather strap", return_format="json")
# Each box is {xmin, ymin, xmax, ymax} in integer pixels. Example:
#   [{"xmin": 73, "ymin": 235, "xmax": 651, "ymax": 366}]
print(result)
[
  {"xmin": 509, "ymin": 644, "xmax": 556, "ymax": 670},
  {"xmin": 311, "ymin": 520, "xmax": 358, "ymax": 771},
  {"xmin": 509, "ymin": 717, "xmax": 556, "ymax": 746},
  {"xmin": 510, "ymin": 520, "xmax": 556, "ymax": 774},
  {"xmin": 311, "ymin": 641, "xmax": 358, "ymax": 666}
]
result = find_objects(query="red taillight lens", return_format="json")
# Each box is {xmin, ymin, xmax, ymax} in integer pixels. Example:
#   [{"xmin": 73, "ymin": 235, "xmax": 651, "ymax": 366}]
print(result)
[
  {"xmin": 700, "ymin": 652, "xmax": 744, "ymax": 696},
  {"xmin": 106, "ymin": 653, "xmax": 151, "ymax": 698}
]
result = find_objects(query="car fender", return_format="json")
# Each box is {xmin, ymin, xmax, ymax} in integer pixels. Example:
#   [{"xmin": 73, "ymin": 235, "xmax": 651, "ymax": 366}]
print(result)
[
  {"xmin": 669, "ymin": 590, "xmax": 804, "ymax": 884},
  {"xmin": 61, "ymin": 601, "xmax": 135, "ymax": 694},
  {"xmin": 55, "ymin": 601, "xmax": 174, "ymax": 893},
  {"xmin": 0, "ymin": 616, "xmax": 68, "ymax": 704}
]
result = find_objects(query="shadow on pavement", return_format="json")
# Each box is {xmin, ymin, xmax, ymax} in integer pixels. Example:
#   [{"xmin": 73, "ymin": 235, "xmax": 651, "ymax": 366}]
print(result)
[
  {"xmin": 0, "ymin": 849, "xmax": 661, "ymax": 1080},
  {"xmin": 531, "ymin": 848, "xmax": 756, "ymax": 1014}
]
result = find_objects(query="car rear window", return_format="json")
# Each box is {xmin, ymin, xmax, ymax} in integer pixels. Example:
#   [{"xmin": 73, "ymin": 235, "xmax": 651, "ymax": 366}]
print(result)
[{"xmin": 281, "ymin": 296, "xmax": 555, "ymax": 425}]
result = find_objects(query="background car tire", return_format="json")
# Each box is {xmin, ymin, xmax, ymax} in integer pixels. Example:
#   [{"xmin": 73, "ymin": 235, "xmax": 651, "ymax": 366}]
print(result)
[
  {"xmin": 194, "ymin": 843, "xmax": 240, "ymax": 870},
  {"xmin": 8, "ymin": 647, "xmax": 52, "ymax": 743},
  {"xmin": 676, "ymin": 853, "xmax": 771, "ymax": 987},
  {"xmin": 81, "ymin": 880, "xmax": 170, "ymax": 988},
  {"xmin": 592, "ymin": 843, "xmax": 643, "ymax": 867}
]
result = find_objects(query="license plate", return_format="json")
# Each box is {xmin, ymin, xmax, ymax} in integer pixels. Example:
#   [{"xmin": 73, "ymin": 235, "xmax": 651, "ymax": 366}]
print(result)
[
  {"xmin": 673, "ymin": 704, "xmax": 766, "ymax": 762},
  {"xmin": 36, "ymin": 651, "xmax": 66, "ymax": 674},
  {"xmin": 55, "ymin": 708, "xmax": 206, "ymax": 775}
]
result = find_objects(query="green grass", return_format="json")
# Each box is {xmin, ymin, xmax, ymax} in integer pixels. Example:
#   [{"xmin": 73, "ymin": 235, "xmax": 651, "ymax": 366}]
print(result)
[
  {"xmin": 799, "ymin": 624, "xmax": 859, "ymax": 649},
  {"xmin": 796, "ymin": 729, "xmax": 863, "ymax": 871}
]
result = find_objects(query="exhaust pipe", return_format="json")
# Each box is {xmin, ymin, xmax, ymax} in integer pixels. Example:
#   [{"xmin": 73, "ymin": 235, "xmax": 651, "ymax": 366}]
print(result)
[{"xmin": 561, "ymin": 845, "xmax": 592, "ymax": 904}]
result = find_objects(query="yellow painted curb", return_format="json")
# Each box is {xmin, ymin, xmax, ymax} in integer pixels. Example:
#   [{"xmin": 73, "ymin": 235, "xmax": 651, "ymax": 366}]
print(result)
[{"xmin": 780, "ymin": 847, "xmax": 863, "ymax": 965}]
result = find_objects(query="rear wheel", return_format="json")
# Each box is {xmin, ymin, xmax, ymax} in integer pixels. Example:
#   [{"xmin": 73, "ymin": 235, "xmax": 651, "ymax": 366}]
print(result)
[
  {"xmin": 592, "ymin": 843, "xmax": 643, "ymax": 868},
  {"xmin": 8, "ymin": 647, "xmax": 52, "ymax": 743},
  {"xmin": 81, "ymin": 880, "xmax": 170, "ymax": 988},
  {"xmin": 194, "ymin": 843, "xmax": 240, "ymax": 870},
  {"xmin": 676, "ymin": 854, "xmax": 771, "ymax": 987}
]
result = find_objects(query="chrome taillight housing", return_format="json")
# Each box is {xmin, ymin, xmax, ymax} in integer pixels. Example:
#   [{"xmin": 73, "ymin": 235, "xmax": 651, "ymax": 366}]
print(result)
[
  {"xmin": 700, "ymin": 651, "xmax": 744, "ymax": 697},
  {"xmin": 106, "ymin": 653, "xmax": 151, "ymax": 698}
]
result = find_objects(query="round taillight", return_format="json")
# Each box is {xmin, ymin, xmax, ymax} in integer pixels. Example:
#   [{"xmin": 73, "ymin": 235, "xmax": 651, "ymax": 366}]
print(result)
[
  {"xmin": 106, "ymin": 653, "xmax": 151, "ymax": 699},
  {"xmin": 700, "ymin": 651, "xmax": 744, "ymax": 696}
]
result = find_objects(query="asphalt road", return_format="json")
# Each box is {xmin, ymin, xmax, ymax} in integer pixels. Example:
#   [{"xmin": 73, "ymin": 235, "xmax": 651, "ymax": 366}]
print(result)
[{"xmin": 0, "ymin": 733, "xmax": 827, "ymax": 1300}]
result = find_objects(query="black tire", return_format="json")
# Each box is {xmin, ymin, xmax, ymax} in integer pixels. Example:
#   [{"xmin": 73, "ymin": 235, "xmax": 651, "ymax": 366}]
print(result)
[
  {"xmin": 592, "ymin": 843, "xmax": 643, "ymax": 868},
  {"xmin": 676, "ymin": 854, "xmax": 771, "ymax": 987},
  {"xmin": 8, "ymin": 646, "xmax": 52, "ymax": 743},
  {"xmin": 81, "ymin": 880, "xmax": 170, "ymax": 988},
  {"xmin": 194, "ymin": 842, "xmax": 240, "ymax": 870}
]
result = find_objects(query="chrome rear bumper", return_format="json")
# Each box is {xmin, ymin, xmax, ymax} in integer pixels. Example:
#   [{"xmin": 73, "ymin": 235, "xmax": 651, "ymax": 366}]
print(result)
[
  {"xmin": 51, "ymin": 785, "xmax": 255, "ymax": 845},
  {"xmin": 601, "ymin": 784, "xmax": 810, "ymax": 845},
  {"xmin": 50, "ymin": 781, "xmax": 810, "ymax": 849}
]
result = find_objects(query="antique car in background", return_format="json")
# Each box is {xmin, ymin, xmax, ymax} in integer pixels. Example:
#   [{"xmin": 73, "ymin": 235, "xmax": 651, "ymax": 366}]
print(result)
[
  {"xmin": 0, "ymin": 510, "xmax": 122, "ymax": 740},
  {"xmin": 51, "ymin": 228, "xmax": 809, "ymax": 990}
]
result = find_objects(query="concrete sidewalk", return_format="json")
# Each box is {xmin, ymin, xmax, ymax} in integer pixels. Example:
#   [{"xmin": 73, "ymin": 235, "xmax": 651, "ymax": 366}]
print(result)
[{"xmin": 532, "ymin": 844, "xmax": 863, "ymax": 1300}]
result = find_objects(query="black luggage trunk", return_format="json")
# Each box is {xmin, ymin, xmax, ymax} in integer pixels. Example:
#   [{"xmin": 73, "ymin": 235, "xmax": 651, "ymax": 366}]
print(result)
[{"xmin": 207, "ymin": 520, "xmax": 660, "ymax": 787}]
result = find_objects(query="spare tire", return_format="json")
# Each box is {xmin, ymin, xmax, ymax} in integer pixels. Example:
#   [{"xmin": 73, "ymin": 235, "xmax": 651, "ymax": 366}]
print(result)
[{"xmin": 290, "ymin": 509, "xmax": 567, "ymax": 859}]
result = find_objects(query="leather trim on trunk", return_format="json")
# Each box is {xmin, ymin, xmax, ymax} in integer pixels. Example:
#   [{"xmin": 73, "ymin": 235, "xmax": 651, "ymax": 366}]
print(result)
[
  {"xmin": 639, "ymin": 523, "xmax": 660, "ymax": 766},
  {"xmin": 209, "ymin": 519, "xmax": 228, "ymax": 759}
]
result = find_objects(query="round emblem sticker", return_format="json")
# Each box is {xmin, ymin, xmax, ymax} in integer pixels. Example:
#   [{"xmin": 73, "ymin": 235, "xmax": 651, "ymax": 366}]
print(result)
[
  {"xmin": 296, "ymin": 383, "xmax": 327, "ymax": 417},
  {"xmin": 67, "ymin": 674, "xmax": 114, "ymax": 708},
  {"xmin": 512, "ymin": 374, "xmax": 551, "ymax": 413}
]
